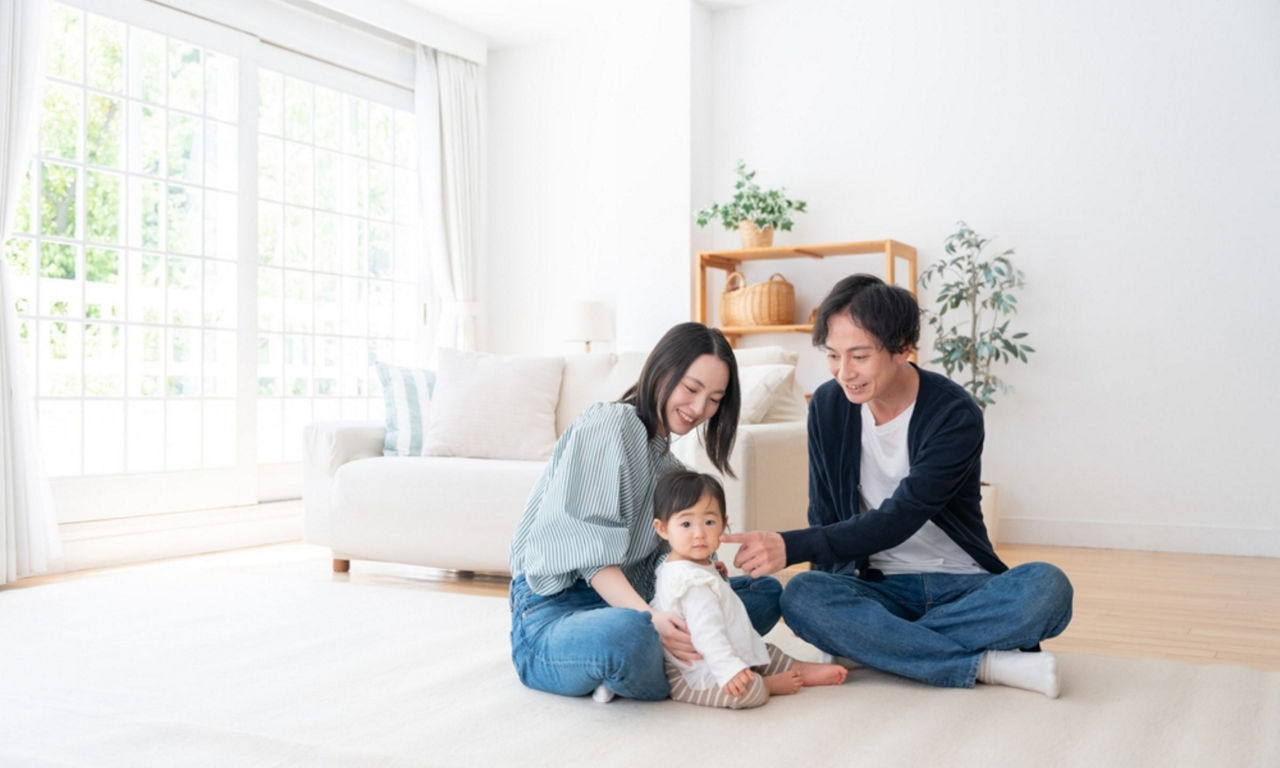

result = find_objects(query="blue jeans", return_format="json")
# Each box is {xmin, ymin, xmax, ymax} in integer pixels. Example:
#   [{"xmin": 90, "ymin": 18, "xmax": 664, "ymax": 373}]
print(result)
[
  {"xmin": 509, "ymin": 573, "xmax": 782, "ymax": 700},
  {"xmin": 781, "ymin": 562, "xmax": 1073, "ymax": 688}
]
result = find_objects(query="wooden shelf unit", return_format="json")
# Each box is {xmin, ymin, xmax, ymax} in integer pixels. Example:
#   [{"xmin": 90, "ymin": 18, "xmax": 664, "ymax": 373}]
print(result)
[{"xmin": 694, "ymin": 239, "xmax": 918, "ymax": 346}]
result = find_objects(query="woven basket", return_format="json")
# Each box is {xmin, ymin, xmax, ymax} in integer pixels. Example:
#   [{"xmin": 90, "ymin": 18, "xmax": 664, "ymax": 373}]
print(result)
[
  {"xmin": 720, "ymin": 271, "xmax": 795, "ymax": 326},
  {"xmin": 738, "ymin": 220, "xmax": 775, "ymax": 248}
]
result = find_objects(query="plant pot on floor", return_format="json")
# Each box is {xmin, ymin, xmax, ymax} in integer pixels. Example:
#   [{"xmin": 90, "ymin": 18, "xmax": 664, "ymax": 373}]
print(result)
[{"xmin": 738, "ymin": 220, "xmax": 774, "ymax": 248}]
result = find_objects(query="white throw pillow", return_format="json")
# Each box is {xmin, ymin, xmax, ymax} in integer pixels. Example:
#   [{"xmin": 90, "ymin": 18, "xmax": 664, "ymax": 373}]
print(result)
[
  {"xmin": 375, "ymin": 361, "xmax": 437, "ymax": 456},
  {"xmin": 737, "ymin": 364, "xmax": 797, "ymax": 424},
  {"xmin": 423, "ymin": 349, "xmax": 565, "ymax": 460}
]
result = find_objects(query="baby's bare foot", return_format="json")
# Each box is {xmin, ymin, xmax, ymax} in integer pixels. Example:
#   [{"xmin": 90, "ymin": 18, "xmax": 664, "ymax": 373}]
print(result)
[
  {"xmin": 764, "ymin": 670, "xmax": 802, "ymax": 695},
  {"xmin": 792, "ymin": 661, "xmax": 849, "ymax": 686}
]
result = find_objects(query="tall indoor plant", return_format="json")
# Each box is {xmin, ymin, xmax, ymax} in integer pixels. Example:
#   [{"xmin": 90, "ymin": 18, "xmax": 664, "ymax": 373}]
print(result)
[
  {"xmin": 695, "ymin": 160, "xmax": 807, "ymax": 248},
  {"xmin": 917, "ymin": 222, "xmax": 1036, "ymax": 542},
  {"xmin": 918, "ymin": 222, "xmax": 1035, "ymax": 410}
]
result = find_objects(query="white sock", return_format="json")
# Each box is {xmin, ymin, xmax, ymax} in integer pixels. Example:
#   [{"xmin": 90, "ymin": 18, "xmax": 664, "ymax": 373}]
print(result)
[
  {"xmin": 591, "ymin": 684, "xmax": 615, "ymax": 703},
  {"xmin": 977, "ymin": 650, "xmax": 1060, "ymax": 698},
  {"xmin": 816, "ymin": 651, "xmax": 863, "ymax": 670}
]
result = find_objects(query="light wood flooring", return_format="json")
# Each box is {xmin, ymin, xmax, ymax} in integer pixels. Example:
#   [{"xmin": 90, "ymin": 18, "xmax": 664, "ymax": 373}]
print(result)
[{"xmin": 10, "ymin": 541, "xmax": 1280, "ymax": 671}]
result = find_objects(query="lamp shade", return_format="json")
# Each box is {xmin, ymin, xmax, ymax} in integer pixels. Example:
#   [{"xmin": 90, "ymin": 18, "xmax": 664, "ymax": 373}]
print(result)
[{"xmin": 563, "ymin": 301, "xmax": 614, "ymax": 345}]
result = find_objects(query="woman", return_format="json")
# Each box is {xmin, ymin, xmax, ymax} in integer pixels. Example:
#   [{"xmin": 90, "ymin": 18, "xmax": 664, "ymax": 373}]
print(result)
[{"xmin": 508, "ymin": 322, "xmax": 782, "ymax": 701}]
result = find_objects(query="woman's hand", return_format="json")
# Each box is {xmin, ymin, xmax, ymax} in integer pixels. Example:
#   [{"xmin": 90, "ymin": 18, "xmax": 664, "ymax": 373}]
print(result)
[
  {"xmin": 723, "ymin": 667, "xmax": 755, "ymax": 698},
  {"xmin": 650, "ymin": 610, "xmax": 701, "ymax": 664}
]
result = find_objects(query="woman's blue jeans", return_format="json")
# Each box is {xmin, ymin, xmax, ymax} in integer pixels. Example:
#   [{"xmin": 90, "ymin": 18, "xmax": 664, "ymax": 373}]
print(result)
[
  {"xmin": 509, "ymin": 573, "xmax": 782, "ymax": 700},
  {"xmin": 781, "ymin": 561, "xmax": 1073, "ymax": 688}
]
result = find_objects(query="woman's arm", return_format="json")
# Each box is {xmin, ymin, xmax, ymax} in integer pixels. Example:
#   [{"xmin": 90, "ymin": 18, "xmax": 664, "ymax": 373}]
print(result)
[{"xmin": 590, "ymin": 566, "xmax": 700, "ymax": 663}]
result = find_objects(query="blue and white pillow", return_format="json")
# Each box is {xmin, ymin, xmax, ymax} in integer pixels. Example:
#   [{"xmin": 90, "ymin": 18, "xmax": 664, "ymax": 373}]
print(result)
[{"xmin": 375, "ymin": 361, "xmax": 436, "ymax": 456}]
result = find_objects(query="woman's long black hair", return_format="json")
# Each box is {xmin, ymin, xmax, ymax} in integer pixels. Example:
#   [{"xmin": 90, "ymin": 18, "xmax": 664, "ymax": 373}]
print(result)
[{"xmin": 620, "ymin": 322, "xmax": 740, "ymax": 477}]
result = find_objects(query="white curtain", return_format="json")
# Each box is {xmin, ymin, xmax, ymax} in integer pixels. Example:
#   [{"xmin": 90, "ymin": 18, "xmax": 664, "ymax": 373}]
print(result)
[
  {"xmin": 0, "ymin": 0, "xmax": 61, "ymax": 584},
  {"xmin": 415, "ymin": 45, "xmax": 482, "ymax": 354}
]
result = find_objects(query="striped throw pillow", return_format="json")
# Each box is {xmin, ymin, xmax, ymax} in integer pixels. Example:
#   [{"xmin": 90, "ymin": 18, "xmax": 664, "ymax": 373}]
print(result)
[{"xmin": 375, "ymin": 361, "xmax": 437, "ymax": 456}]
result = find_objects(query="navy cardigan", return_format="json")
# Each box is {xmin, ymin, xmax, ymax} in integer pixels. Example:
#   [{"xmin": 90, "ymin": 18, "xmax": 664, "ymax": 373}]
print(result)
[{"xmin": 780, "ymin": 365, "xmax": 1006, "ymax": 577}]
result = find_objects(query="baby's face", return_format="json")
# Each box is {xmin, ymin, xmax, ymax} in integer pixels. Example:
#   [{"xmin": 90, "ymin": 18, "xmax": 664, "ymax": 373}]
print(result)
[{"xmin": 655, "ymin": 492, "xmax": 725, "ymax": 565}]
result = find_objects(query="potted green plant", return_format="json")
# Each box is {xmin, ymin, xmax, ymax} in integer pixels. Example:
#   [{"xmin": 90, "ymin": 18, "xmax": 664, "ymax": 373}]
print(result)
[
  {"xmin": 917, "ymin": 221, "xmax": 1036, "ymax": 542},
  {"xmin": 695, "ymin": 160, "xmax": 807, "ymax": 248}
]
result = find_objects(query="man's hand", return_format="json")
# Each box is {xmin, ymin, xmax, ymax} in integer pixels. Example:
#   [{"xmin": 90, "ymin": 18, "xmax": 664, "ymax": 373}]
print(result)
[
  {"xmin": 723, "ymin": 667, "xmax": 755, "ymax": 698},
  {"xmin": 650, "ymin": 610, "xmax": 701, "ymax": 664},
  {"xmin": 720, "ymin": 530, "xmax": 787, "ymax": 578}
]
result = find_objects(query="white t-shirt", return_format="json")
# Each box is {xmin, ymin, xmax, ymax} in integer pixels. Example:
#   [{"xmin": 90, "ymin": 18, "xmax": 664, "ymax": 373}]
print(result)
[
  {"xmin": 861, "ymin": 402, "xmax": 984, "ymax": 575},
  {"xmin": 650, "ymin": 559, "xmax": 771, "ymax": 689}
]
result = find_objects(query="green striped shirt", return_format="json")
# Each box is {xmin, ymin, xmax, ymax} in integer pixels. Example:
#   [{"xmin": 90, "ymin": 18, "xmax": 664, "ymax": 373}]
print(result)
[{"xmin": 509, "ymin": 401, "xmax": 685, "ymax": 600}]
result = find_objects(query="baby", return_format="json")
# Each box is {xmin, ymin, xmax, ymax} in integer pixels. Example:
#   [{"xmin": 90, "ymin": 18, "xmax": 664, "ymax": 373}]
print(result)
[{"xmin": 650, "ymin": 469, "xmax": 847, "ymax": 709}]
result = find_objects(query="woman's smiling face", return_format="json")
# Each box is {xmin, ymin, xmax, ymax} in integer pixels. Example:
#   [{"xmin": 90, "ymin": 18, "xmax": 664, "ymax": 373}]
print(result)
[{"xmin": 662, "ymin": 354, "xmax": 729, "ymax": 437}]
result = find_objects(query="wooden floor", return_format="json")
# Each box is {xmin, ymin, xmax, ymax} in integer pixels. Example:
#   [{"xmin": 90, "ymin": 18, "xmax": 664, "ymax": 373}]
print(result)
[{"xmin": 10, "ymin": 541, "xmax": 1280, "ymax": 670}]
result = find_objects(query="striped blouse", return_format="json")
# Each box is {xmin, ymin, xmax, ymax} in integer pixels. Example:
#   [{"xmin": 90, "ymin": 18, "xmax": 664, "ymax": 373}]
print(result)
[{"xmin": 508, "ymin": 401, "xmax": 685, "ymax": 600}]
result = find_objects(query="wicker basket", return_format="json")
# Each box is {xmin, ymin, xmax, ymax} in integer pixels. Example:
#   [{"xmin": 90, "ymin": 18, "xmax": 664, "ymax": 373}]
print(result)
[
  {"xmin": 738, "ymin": 220, "xmax": 775, "ymax": 248},
  {"xmin": 720, "ymin": 271, "xmax": 795, "ymax": 326}
]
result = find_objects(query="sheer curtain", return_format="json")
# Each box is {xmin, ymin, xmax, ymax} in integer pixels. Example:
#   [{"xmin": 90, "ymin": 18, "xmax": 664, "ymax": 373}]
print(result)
[
  {"xmin": 415, "ymin": 45, "xmax": 482, "ymax": 354},
  {"xmin": 0, "ymin": 0, "xmax": 61, "ymax": 584}
]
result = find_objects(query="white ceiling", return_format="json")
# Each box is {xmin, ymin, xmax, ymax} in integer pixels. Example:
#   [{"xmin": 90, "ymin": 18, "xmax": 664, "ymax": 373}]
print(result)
[{"xmin": 397, "ymin": 0, "xmax": 771, "ymax": 49}]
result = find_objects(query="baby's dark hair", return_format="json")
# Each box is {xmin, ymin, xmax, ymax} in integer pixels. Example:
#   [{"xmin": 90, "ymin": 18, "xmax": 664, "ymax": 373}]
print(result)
[{"xmin": 653, "ymin": 469, "xmax": 727, "ymax": 525}]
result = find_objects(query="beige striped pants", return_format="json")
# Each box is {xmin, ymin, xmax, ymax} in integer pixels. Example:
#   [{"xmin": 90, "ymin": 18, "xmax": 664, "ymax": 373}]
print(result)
[{"xmin": 666, "ymin": 643, "xmax": 795, "ymax": 710}]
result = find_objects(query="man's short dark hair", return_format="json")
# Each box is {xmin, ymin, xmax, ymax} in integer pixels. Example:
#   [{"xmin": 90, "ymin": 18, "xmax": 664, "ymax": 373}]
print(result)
[{"xmin": 811, "ymin": 274, "xmax": 920, "ymax": 355}]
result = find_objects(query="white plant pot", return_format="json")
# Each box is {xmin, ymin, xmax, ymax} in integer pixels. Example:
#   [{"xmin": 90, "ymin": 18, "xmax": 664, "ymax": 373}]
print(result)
[{"xmin": 980, "ymin": 481, "xmax": 999, "ymax": 544}]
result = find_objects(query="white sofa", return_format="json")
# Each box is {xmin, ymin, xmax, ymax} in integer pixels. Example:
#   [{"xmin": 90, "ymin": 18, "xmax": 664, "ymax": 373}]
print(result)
[{"xmin": 302, "ymin": 347, "xmax": 810, "ymax": 575}]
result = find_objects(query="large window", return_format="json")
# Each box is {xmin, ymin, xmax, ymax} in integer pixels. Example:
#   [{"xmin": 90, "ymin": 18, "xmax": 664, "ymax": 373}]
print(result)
[
  {"xmin": 255, "ymin": 69, "xmax": 419, "ymax": 464},
  {"xmin": 2, "ymin": 1, "xmax": 422, "ymax": 521}
]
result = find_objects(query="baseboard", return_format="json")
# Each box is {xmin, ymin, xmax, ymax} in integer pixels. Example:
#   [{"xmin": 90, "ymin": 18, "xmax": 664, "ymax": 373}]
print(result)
[
  {"xmin": 999, "ymin": 517, "xmax": 1280, "ymax": 558},
  {"xmin": 57, "ymin": 500, "xmax": 304, "ymax": 572}
]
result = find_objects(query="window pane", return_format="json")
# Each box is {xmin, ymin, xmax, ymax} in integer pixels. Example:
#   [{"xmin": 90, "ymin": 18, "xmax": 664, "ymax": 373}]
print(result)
[
  {"xmin": 84, "ymin": 322, "xmax": 124, "ymax": 396},
  {"xmin": 369, "ymin": 103, "xmax": 392, "ymax": 162},
  {"xmin": 203, "ymin": 330, "xmax": 235, "ymax": 396},
  {"xmin": 168, "ymin": 40, "xmax": 202, "ymax": 114},
  {"xmin": 129, "ymin": 28, "xmax": 166, "ymax": 104},
  {"xmin": 128, "ymin": 177, "xmax": 163, "ymax": 249},
  {"xmin": 342, "ymin": 94, "xmax": 367, "ymax": 156},
  {"xmin": 84, "ymin": 400, "xmax": 125, "ymax": 474},
  {"xmin": 283, "ymin": 206, "xmax": 312, "ymax": 269},
  {"xmin": 206, "ymin": 120, "xmax": 237, "ymax": 191},
  {"xmin": 87, "ymin": 15, "xmax": 125, "ymax": 94},
  {"xmin": 85, "ymin": 247, "xmax": 124, "ymax": 320},
  {"xmin": 166, "ymin": 400, "xmax": 201, "ymax": 469},
  {"xmin": 257, "ymin": 200, "xmax": 282, "ymax": 264},
  {"xmin": 127, "ymin": 400, "xmax": 164, "ymax": 471},
  {"xmin": 87, "ymin": 95, "xmax": 125, "ymax": 168},
  {"xmin": 40, "ymin": 319, "xmax": 82, "ymax": 396},
  {"xmin": 204, "ymin": 260, "xmax": 236, "ymax": 328},
  {"xmin": 258, "ymin": 333, "xmax": 281, "ymax": 396},
  {"xmin": 86, "ymin": 170, "xmax": 123, "ymax": 244},
  {"xmin": 40, "ymin": 162, "xmax": 79, "ymax": 237},
  {"xmin": 282, "ymin": 398, "xmax": 311, "ymax": 461},
  {"xmin": 256, "ymin": 398, "xmax": 281, "ymax": 462},
  {"xmin": 128, "ymin": 325, "xmax": 163, "ymax": 396},
  {"xmin": 314, "ymin": 149, "xmax": 340, "ymax": 212},
  {"xmin": 203, "ymin": 400, "xmax": 235, "ymax": 467},
  {"xmin": 167, "ymin": 185, "xmax": 202, "ymax": 255},
  {"xmin": 258, "ymin": 267, "xmax": 282, "ymax": 331},
  {"xmin": 46, "ymin": 5, "xmax": 84, "ymax": 84},
  {"xmin": 314, "ymin": 212, "xmax": 340, "ymax": 273},
  {"xmin": 40, "ymin": 401, "xmax": 82, "ymax": 477},
  {"xmin": 258, "ymin": 135, "xmax": 282, "ymax": 200},
  {"xmin": 315, "ymin": 87, "xmax": 341, "ymax": 150},
  {"xmin": 283, "ymin": 270, "xmax": 312, "ymax": 332},
  {"xmin": 205, "ymin": 52, "xmax": 237, "ymax": 122},
  {"xmin": 258, "ymin": 71, "xmax": 282, "ymax": 137},
  {"xmin": 167, "ymin": 255, "xmax": 201, "ymax": 325},
  {"xmin": 12, "ymin": 166, "xmax": 34, "ymax": 234},
  {"xmin": 41, "ymin": 83, "xmax": 81, "ymax": 161},
  {"xmin": 394, "ymin": 110, "xmax": 415, "ymax": 169},
  {"xmin": 284, "ymin": 141, "xmax": 313, "ymax": 206},
  {"xmin": 204, "ymin": 190, "xmax": 237, "ymax": 259},
  {"xmin": 284, "ymin": 77, "xmax": 313, "ymax": 143},
  {"xmin": 129, "ymin": 103, "xmax": 165, "ymax": 176},
  {"xmin": 128, "ymin": 251, "xmax": 163, "ymax": 324},
  {"xmin": 167, "ymin": 327, "xmax": 201, "ymax": 395},
  {"xmin": 168, "ymin": 112, "xmax": 203, "ymax": 183}
]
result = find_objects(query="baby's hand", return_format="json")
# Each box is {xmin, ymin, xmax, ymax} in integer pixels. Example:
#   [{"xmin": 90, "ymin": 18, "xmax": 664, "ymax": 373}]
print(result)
[
  {"xmin": 713, "ymin": 560, "xmax": 729, "ymax": 580},
  {"xmin": 724, "ymin": 667, "xmax": 755, "ymax": 698}
]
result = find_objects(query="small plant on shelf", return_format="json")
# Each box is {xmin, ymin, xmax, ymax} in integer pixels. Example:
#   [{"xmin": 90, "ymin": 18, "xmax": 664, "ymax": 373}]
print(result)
[
  {"xmin": 695, "ymin": 160, "xmax": 807, "ymax": 248},
  {"xmin": 917, "ymin": 222, "xmax": 1035, "ymax": 410}
]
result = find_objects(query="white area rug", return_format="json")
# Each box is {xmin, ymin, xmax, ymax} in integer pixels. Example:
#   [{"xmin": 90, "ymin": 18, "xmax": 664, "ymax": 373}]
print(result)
[{"xmin": 2, "ymin": 572, "xmax": 1277, "ymax": 768}]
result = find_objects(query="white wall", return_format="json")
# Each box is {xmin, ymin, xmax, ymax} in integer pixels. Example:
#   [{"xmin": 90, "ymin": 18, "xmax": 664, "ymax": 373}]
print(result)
[
  {"xmin": 706, "ymin": 0, "xmax": 1280, "ymax": 555},
  {"xmin": 484, "ymin": 0, "xmax": 695, "ymax": 357}
]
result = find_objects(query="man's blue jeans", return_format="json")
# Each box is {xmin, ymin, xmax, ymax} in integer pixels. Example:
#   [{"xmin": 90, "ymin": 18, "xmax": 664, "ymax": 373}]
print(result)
[
  {"xmin": 781, "ymin": 562, "xmax": 1073, "ymax": 688},
  {"xmin": 509, "ymin": 573, "xmax": 782, "ymax": 700}
]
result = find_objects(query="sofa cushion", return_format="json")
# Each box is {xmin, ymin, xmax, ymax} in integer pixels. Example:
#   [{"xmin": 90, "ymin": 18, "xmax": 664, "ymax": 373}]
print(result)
[
  {"xmin": 555, "ymin": 352, "xmax": 647, "ymax": 435},
  {"xmin": 734, "ymin": 346, "xmax": 807, "ymax": 423},
  {"xmin": 423, "ymin": 348, "xmax": 565, "ymax": 460},
  {"xmin": 737, "ymin": 364, "xmax": 797, "ymax": 424},
  {"xmin": 374, "ymin": 362, "xmax": 436, "ymax": 456}
]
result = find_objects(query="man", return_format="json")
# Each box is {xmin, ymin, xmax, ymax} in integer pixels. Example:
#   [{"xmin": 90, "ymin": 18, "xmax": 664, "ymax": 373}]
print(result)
[{"xmin": 722, "ymin": 274, "xmax": 1072, "ymax": 697}]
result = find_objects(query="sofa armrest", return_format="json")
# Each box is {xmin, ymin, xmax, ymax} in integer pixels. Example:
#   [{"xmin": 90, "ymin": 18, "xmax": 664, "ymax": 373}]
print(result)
[
  {"xmin": 672, "ymin": 421, "xmax": 808, "ymax": 574},
  {"xmin": 303, "ymin": 420, "xmax": 385, "ymax": 546}
]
